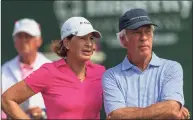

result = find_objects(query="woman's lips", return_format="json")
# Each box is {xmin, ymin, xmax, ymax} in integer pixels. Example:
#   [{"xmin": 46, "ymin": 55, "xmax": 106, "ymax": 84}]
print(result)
[{"xmin": 82, "ymin": 50, "xmax": 92, "ymax": 56}]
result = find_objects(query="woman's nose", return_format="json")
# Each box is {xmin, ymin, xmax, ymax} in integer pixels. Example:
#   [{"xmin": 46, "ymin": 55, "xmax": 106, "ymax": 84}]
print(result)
[
  {"xmin": 85, "ymin": 42, "xmax": 92, "ymax": 47},
  {"xmin": 85, "ymin": 38, "xmax": 93, "ymax": 46}
]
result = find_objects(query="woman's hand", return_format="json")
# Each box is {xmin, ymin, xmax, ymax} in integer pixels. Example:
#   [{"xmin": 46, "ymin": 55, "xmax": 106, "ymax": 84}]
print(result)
[{"xmin": 26, "ymin": 107, "xmax": 43, "ymax": 119}]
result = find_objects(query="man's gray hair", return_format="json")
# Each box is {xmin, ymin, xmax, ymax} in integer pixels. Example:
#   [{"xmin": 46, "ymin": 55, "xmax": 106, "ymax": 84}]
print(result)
[
  {"xmin": 116, "ymin": 25, "xmax": 155, "ymax": 48},
  {"xmin": 116, "ymin": 29, "xmax": 127, "ymax": 48}
]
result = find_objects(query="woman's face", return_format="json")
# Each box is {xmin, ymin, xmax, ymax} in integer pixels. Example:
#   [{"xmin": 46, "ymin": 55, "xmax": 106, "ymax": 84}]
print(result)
[{"xmin": 65, "ymin": 33, "xmax": 95, "ymax": 61}]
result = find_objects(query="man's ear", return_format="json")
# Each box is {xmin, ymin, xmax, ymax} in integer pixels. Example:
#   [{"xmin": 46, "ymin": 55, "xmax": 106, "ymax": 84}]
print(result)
[
  {"xmin": 121, "ymin": 36, "xmax": 128, "ymax": 48},
  {"xmin": 36, "ymin": 37, "xmax": 43, "ymax": 48}
]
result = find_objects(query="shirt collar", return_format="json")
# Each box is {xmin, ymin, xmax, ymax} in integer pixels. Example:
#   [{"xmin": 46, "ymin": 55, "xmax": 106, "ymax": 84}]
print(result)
[
  {"xmin": 121, "ymin": 52, "xmax": 161, "ymax": 71},
  {"xmin": 18, "ymin": 58, "xmax": 36, "ymax": 70},
  {"xmin": 19, "ymin": 63, "xmax": 34, "ymax": 70},
  {"xmin": 55, "ymin": 58, "xmax": 93, "ymax": 67},
  {"xmin": 55, "ymin": 58, "xmax": 67, "ymax": 67},
  {"xmin": 18, "ymin": 52, "xmax": 48, "ymax": 70},
  {"xmin": 149, "ymin": 52, "xmax": 162, "ymax": 67},
  {"xmin": 121, "ymin": 56, "xmax": 134, "ymax": 71}
]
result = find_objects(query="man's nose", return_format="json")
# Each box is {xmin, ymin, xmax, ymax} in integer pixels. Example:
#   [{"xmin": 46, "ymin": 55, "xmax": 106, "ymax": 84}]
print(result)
[{"xmin": 140, "ymin": 32, "xmax": 148, "ymax": 41}]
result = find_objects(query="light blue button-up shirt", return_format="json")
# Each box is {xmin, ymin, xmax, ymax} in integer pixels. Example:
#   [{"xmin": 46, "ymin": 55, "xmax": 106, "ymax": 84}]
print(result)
[{"xmin": 102, "ymin": 53, "xmax": 184, "ymax": 115}]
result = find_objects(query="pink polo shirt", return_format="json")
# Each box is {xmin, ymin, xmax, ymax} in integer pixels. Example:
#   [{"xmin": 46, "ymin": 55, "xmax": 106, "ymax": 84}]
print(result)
[{"xmin": 24, "ymin": 58, "xmax": 105, "ymax": 119}]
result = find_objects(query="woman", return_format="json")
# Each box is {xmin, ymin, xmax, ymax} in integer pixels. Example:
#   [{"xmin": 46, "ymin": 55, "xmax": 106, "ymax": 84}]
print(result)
[{"xmin": 2, "ymin": 17, "xmax": 106, "ymax": 119}]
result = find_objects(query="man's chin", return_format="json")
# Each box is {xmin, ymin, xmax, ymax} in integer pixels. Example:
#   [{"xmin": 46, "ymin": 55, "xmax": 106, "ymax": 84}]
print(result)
[
  {"xmin": 20, "ymin": 52, "xmax": 31, "ymax": 56},
  {"xmin": 139, "ymin": 51, "xmax": 151, "ymax": 57}
]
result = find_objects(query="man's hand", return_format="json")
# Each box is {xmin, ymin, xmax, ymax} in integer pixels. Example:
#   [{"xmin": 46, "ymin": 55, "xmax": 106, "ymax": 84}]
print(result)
[
  {"xmin": 171, "ymin": 107, "xmax": 190, "ymax": 119},
  {"xmin": 181, "ymin": 107, "xmax": 190, "ymax": 119},
  {"xmin": 26, "ymin": 107, "xmax": 43, "ymax": 119}
]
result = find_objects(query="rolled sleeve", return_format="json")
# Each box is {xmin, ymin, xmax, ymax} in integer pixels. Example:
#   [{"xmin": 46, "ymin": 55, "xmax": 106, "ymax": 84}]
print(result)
[
  {"xmin": 102, "ymin": 69, "xmax": 126, "ymax": 115},
  {"xmin": 161, "ymin": 61, "xmax": 184, "ymax": 106}
]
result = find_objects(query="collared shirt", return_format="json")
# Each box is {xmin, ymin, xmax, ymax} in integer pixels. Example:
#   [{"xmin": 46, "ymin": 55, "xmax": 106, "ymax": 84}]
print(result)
[
  {"xmin": 24, "ymin": 58, "xmax": 106, "ymax": 119},
  {"xmin": 102, "ymin": 53, "xmax": 184, "ymax": 115},
  {"xmin": 1, "ymin": 111, "xmax": 7, "ymax": 119},
  {"xmin": 20, "ymin": 62, "xmax": 34, "ymax": 79}
]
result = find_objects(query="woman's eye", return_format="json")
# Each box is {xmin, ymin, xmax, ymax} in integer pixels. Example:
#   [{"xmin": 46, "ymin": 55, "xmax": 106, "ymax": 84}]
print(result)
[{"xmin": 90, "ymin": 37, "xmax": 94, "ymax": 40}]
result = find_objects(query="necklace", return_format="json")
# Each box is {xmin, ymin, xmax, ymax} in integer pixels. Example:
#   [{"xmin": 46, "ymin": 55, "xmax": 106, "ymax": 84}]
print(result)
[
  {"xmin": 78, "ymin": 71, "xmax": 86, "ymax": 81},
  {"xmin": 79, "ymin": 76, "xmax": 85, "ymax": 80}
]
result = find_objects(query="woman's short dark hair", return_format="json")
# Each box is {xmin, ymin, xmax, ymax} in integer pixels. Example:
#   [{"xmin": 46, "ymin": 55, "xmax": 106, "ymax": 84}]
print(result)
[{"xmin": 51, "ymin": 34, "xmax": 74, "ymax": 58}]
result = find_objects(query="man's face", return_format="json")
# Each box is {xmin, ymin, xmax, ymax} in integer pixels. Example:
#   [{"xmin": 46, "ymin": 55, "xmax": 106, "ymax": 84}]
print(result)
[
  {"xmin": 14, "ymin": 32, "xmax": 41, "ymax": 56},
  {"xmin": 125, "ymin": 25, "xmax": 153, "ymax": 58}
]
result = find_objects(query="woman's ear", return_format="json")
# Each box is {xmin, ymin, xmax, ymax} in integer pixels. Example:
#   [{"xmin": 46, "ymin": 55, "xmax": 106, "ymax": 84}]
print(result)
[{"xmin": 63, "ymin": 39, "xmax": 69, "ymax": 50}]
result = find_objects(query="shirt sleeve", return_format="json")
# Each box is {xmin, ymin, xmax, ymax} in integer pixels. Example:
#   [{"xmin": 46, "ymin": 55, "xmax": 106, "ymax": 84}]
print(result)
[
  {"xmin": 24, "ymin": 64, "xmax": 52, "ymax": 94},
  {"xmin": 2, "ymin": 65, "xmax": 14, "ymax": 93},
  {"xmin": 2, "ymin": 70, "xmax": 8, "ymax": 93},
  {"xmin": 102, "ymin": 69, "xmax": 126, "ymax": 115},
  {"xmin": 161, "ymin": 61, "xmax": 184, "ymax": 106}
]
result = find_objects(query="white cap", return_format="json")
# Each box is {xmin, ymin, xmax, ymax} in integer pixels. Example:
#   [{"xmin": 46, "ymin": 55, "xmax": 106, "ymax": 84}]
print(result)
[
  {"xmin": 61, "ymin": 17, "xmax": 102, "ymax": 40},
  {"xmin": 12, "ymin": 18, "xmax": 41, "ymax": 37}
]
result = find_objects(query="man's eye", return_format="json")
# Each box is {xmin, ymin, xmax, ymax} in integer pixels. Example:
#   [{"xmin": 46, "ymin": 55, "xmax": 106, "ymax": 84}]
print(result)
[{"xmin": 133, "ymin": 31, "xmax": 140, "ymax": 34}]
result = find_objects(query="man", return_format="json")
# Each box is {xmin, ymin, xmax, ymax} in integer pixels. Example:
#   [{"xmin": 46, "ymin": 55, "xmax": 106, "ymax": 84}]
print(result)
[
  {"xmin": 102, "ymin": 8, "xmax": 190, "ymax": 119},
  {"xmin": 2, "ymin": 18, "xmax": 51, "ymax": 119}
]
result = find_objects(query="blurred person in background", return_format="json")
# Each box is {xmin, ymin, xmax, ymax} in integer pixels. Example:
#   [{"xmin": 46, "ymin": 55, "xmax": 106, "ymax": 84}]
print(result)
[
  {"xmin": 2, "ymin": 17, "xmax": 106, "ymax": 119},
  {"xmin": 102, "ymin": 8, "xmax": 190, "ymax": 119},
  {"xmin": 1, "ymin": 18, "xmax": 51, "ymax": 119}
]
